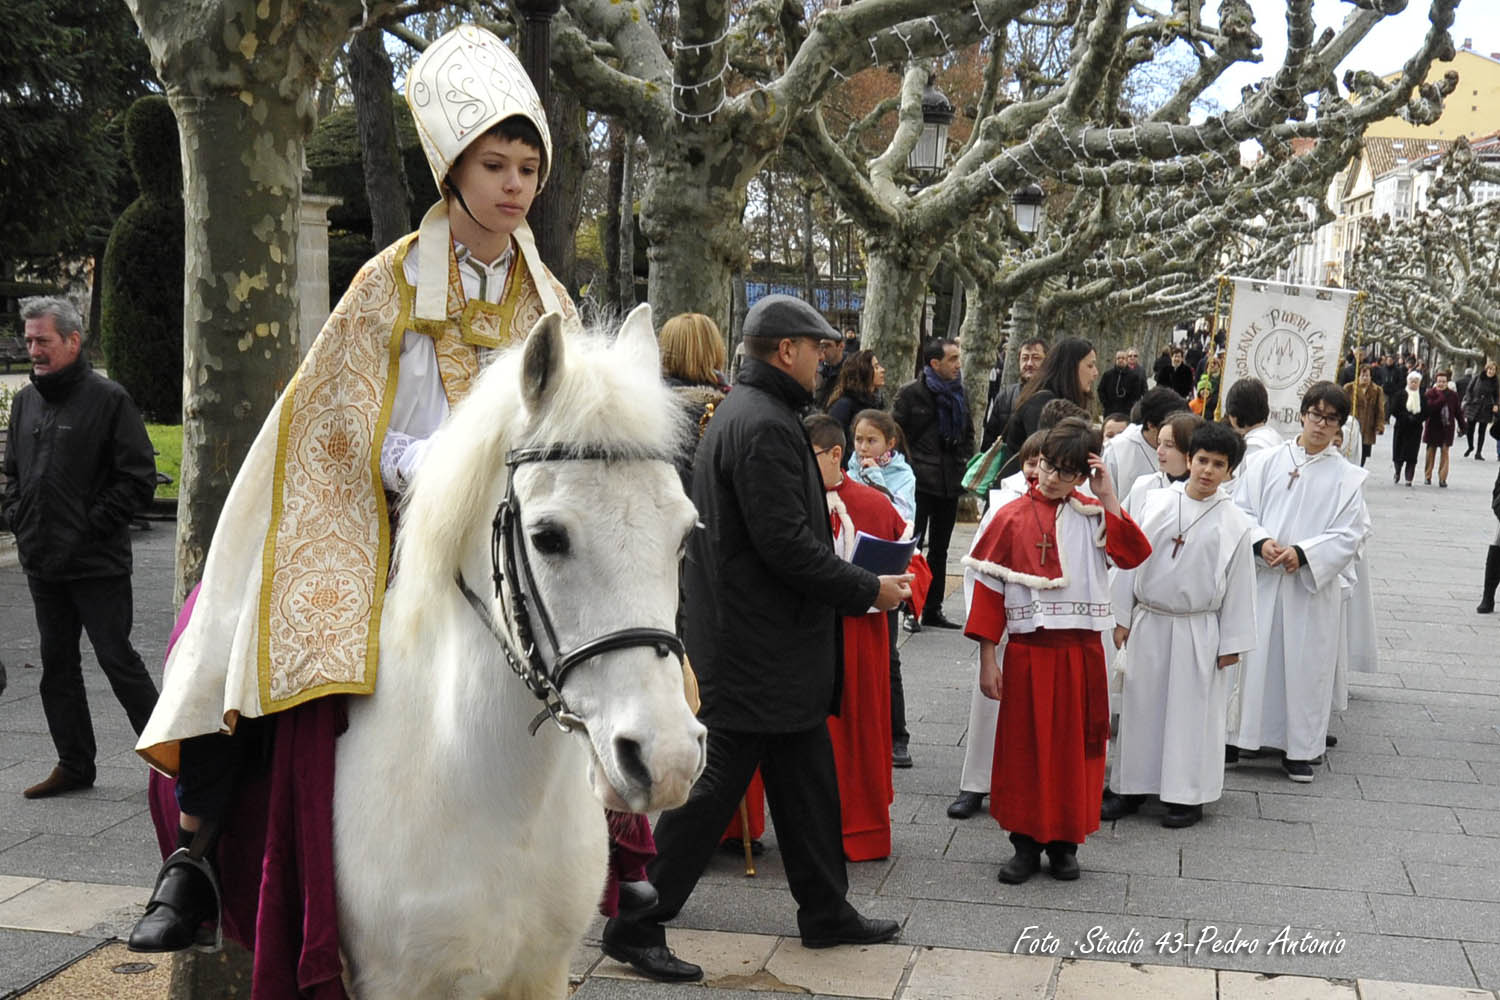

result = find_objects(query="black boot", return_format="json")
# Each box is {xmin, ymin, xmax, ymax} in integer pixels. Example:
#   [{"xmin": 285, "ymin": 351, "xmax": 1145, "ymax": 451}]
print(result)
[
  {"xmin": 1479, "ymin": 545, "xmax": 1500, "ymax": 613},
  {"xmin": 998, "ymin": 833, "xmax": 1042, "ymax": 884},
  {"xmin": 1045, "ymin": 841, "xmax": 1080, "ymax": 880},
  {"xmin": 128, "ymin": 826, "xmax": 222, "ymax": 954}
]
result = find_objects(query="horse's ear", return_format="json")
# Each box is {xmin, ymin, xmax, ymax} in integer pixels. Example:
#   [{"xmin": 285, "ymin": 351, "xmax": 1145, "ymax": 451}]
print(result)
[
  {"xmin": 522, "ymin": 312, "xmax": 566, "ymax": 414},
  {"xmin": 617, "ymin": 303, "xmax": 658, "ymax": 367}
]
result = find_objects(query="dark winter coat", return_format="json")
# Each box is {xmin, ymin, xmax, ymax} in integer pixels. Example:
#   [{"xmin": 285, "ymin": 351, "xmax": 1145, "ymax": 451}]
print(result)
[
  {"xmin": 892, "ymin": 376, "xmax": 976, "ymax": 499},
  {"xmin": 1463, "ymin": 373, "xmax": 1498, "ymax": 423},
  {"xmin": 826, "ymin": 388, "xmax": 884, "ymax": 452},
  {"xmin": 1390, "ymin": 388, "xmax": 1426, "ymax": 464},
  {"xmin": 682, "ymin": 359, "xmax": 879, "ymax": 733},
  {"xmin": 2, "ymin": 359, "xmax": 156, "ymax": 581},
  {"xmin": 1164, "ymin": 362, "xmax": 1195, "ymax": 399},
  {"xmin": 1097, "ymin": 365, "xmax": 1147, "ymax": 417},
  {"xmin": 1423, "ymin": 387, "xmax": 1465, "ymax": 447},
  {"xmin": 981, "ymin": 382, "xmax": 1021, "ymax": 452}
]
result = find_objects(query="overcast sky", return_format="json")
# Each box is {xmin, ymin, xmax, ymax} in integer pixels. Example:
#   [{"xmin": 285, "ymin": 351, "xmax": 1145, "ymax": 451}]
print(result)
[{"xmin": 1198, "ymin": 1, "xmax": 1498, "ymax": 111}]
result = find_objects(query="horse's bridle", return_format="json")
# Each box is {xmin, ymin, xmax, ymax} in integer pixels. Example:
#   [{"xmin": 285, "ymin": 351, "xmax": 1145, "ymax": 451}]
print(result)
[{"xmin": 455, "ymin": 444, "xmax": 686, "ymax": 736}]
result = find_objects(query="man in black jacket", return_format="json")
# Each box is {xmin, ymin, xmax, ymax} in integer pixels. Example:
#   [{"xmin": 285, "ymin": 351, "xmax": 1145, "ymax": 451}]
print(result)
[
  {"xmin": 981, "ymin": 337, "xmax": 1046, "ymax": 452},
  {"xmin": 601, "ymin": 294, "xmax": 910, "ymax": 982},
  {"xmin": 2, "ymin": 298, "xmax": 158, "ymax": 799},
  {"xmin": 1098, "ymin": 347, "xmax": 1147, "ymax": 416},
  {"xmin": 893, "ymin": 337, "xmax": 975, "ymax": 630}
]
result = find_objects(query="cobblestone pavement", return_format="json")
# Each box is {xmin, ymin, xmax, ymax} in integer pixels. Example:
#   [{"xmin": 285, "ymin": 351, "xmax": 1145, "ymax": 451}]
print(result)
[{"xmin": 1, "ymin": 433, "xmax": 1498, "ymax": 998}]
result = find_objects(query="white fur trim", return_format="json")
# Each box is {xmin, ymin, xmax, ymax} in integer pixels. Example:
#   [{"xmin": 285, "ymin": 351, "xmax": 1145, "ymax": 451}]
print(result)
[{"xmin": 825, "ymin": 490, "xmax": 856, "ymax": 561}]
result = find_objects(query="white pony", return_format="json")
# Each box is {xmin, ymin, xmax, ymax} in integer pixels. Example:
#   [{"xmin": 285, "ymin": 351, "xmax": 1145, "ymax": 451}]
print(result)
[{"xmin": 333, "ymin": 305, "xmax": 708, "ymax": 999}]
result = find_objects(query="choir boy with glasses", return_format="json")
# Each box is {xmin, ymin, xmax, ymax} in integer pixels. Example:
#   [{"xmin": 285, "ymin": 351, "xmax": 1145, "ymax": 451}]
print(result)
[
  {"xmin": 961, "ymin": 419, "xmax": 1150, "ymax": 883},
  {"xmin": 1228, "ymin": 383, "xmax": 1369, "ymax": 783},
  {"xmin": 1102, "ymin": 422, "xmax": 1257, "ymax": 828}
]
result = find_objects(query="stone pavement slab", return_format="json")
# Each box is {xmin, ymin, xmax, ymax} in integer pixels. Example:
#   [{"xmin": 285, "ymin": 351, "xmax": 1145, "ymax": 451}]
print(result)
[
  {"xmin": 900, "ymin": 948, "xmax": 1054, "ymax": 1000},
  {"xmin": 1053, "ymin": 960, "xmax": 1215, "ymax": 1000},
  {"xmin": 0, "ymin": 880, "xmax": 149, "ymax": 937},
  {"xmin": 765, "ymin": 940, "xmax": 912, "ymax": 998},
  {"xmin": 1218, "ymin": 970, "xmax": 1357, "ymax": 1000},
  {"xmin": 1358, "ymin": 982, "xmax": 1497, "ymax": 1000}
]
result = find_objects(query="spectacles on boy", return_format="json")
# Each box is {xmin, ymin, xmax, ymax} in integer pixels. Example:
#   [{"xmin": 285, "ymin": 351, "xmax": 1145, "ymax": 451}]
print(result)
[{"xmin": 1037, "ymin": 458, "xmax": 1084, "ymax": 484}]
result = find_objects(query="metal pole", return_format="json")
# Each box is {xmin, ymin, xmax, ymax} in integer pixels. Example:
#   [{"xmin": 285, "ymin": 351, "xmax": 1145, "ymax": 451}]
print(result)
[{"xmin": 517, "ymin": 0, "xmax": 563, "ymax": 271}]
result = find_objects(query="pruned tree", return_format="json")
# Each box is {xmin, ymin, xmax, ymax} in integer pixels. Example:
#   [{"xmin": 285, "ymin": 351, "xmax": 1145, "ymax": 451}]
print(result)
[
  {"xmin": 548, "ymin": 0, "xmax": 1034, "ymax": 330},
  {"xmin": 1350, "ymin": 136, "xmax": 1500, "ymax": 360},
  {"xmin": 796, "ymin": 0, "xmax": 1461, "ymax": 382}
]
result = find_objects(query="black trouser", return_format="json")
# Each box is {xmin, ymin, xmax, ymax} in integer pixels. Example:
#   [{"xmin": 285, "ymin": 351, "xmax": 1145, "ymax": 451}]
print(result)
[
  {"xmin": 175, "ymin": 718, "xmax": 271, "ymax": 821},
  {"xmin": 1472, "ymin": 419, "xmax": 1491, "ymax": 457},
  {"xmin": 603, "ymin": 723, "xmax": 857, "ymax": 948},
  {"xmin": 913, "ymin": 491, "xmax": 959, "ymax": 618},
  {"xmin": 1359, "ymin": 443, "xmax": 1372, "ymax": 467},
  {"xmin": 887, "ymin": 611, "xmax": 907, "ymax": 745},
  {"xmin": 27, "ymin": 574, "xmax": 159, "ymax": 783}
]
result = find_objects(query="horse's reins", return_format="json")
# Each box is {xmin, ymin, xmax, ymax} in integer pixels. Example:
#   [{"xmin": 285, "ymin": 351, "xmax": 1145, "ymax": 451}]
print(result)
[{"xmin": 455, "ymin": 444, "xmax": 686, "ymax": 736}]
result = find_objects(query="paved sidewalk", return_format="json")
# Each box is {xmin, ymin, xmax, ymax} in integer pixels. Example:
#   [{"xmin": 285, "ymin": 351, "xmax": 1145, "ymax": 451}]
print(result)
[{"xmin": 2, "ymin": 435, "xmax": 1499, "ymax": 998}]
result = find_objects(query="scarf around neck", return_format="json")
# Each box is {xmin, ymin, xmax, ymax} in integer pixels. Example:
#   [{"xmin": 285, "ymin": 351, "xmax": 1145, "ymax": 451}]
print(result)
[{"xmin": 923, "ymin": 366, "xmax": 967, "ymax": 446}]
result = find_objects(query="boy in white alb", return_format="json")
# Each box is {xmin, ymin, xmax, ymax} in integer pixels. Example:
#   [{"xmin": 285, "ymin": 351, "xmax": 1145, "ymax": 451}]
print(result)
[
  {"xmin": 1230, "ymin": 383, "xmax": 1368, "ymax": 782},
  {"xmin": 1104, "ymin": 422, "xmax": 1257, "ymax": 827}
]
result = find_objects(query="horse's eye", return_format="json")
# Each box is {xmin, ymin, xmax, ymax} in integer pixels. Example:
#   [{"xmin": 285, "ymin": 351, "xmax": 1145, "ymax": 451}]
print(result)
[{"xmin": 531, "ymin": 526, "xmax": 570, "ymax": 557}]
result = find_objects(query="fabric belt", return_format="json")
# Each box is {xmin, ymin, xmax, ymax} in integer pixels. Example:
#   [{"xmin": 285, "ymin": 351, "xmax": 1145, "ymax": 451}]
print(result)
[{"xmin": 1133, "ymin": 599, "xmax": 1220, "ymax": 620}]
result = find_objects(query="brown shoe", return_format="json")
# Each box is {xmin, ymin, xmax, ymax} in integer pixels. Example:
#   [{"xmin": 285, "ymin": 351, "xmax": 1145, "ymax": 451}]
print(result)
[{"xmin": 23, "ymin": 766, "xmax": 93, "ymax": 799}]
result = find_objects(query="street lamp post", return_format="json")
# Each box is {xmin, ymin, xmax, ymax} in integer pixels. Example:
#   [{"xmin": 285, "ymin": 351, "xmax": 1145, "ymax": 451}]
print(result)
[
  {"xmin": 1008, "ymin": 184, "xmax": 1046, "ymax": 346},
  {"xmin": 515, "ymin": 0, "xmax": 564, "ymax": 272},
  {"xmin": 909, "ymin": 75, "xmax": 953, "ymax": 345}
]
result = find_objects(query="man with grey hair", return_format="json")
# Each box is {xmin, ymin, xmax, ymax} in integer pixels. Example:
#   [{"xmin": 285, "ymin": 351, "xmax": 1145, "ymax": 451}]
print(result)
[{"xmin": 2, "ymin": 296, "xmax": 159, "ymax": 799}]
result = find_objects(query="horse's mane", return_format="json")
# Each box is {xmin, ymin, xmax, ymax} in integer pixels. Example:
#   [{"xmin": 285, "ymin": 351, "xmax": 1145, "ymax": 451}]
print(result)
[{"xmin": 390, "ymin": 315, "xmax": 687, "ymax": 598}]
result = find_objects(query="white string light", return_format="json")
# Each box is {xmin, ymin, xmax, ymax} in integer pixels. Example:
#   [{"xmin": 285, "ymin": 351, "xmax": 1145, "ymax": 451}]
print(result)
[{"xmin": 672, "ymin": 28, "xmax": 730, "ymax": 54}]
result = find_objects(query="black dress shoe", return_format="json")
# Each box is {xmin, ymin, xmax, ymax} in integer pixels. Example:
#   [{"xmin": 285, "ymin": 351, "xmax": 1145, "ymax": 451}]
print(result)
[
  {"xmin": 1161, "ymin": 803, "xmax": 1203, "ymax": 828},
  {"xmin": 23, "ymin": 766, "xmax": 93, "ymax": 799},
  {"xmin": 1045, "ymin": 843, "xmax": 1080, "ymax": 881},
  {"xmin": 616, "ymin": 880, "xmax": 658, "ymax": 913},
  {"xmin": 1325, "ymin": 734, "xmax": 1338, "ymax": 748},
  {"xmin": 802, "ymin": 914, "xmax": 901, "ymax": 949},
  {"xmin": 1224, "ymin": 745, "xmax": 1239, "ymax": 767},
  {"xmin": 892, "ymin": 742, "xmax": 913, "ymax": 769},
  {"xmin": 1100, "ymin": 790, "xmax": 1145, "ymax": 821},
  {"xmin": 920, "ymin": 610, "xmax": 962, "ymax": 630},
  {"xmin": 946, "ymin": 790, "xmax": 986, "ymax": 819},
  {"xmin": 128, "ymin": 850, "xmax": 221, "ymax": 953},
  {"xmin": 601, "ymin": 940, "xmax": 703, "ymax": 982}
]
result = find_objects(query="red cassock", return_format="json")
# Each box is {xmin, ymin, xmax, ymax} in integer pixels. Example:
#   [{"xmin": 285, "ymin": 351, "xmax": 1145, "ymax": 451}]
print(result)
[
  {"xmin": 963, "ymin": 489, "xmax": 1150, "ymax": 846},
  {"xmin": 824, "ymin": 476, "xmax": 908, "ymax": 861}
]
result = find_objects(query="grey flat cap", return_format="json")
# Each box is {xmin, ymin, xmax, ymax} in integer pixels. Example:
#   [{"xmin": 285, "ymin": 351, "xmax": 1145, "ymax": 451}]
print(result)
[{"xmin": 742, "ymin": 294, "xmax": 840, "ymax": 342}]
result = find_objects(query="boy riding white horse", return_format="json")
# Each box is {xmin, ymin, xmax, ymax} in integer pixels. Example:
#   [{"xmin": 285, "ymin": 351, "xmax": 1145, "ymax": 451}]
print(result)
[{"xmin": 126, "ymin": 26, "xmax": 680, "ymax": 993}]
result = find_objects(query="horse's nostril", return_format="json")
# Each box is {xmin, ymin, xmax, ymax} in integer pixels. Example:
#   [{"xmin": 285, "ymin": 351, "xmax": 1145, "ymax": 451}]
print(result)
[{"xmin": 615, "ymin": 736, "xmax": 652, "ymax": 791}]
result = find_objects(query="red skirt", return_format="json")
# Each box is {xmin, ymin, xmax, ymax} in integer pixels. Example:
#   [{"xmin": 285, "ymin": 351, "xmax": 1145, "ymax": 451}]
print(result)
[
  {"xmin": 826, "ymin": 614, "xmax": 894, "ymax": 861},
  {"xmin": 990, "ymin": 629, "xmax": 1109, "ymax": 845}
]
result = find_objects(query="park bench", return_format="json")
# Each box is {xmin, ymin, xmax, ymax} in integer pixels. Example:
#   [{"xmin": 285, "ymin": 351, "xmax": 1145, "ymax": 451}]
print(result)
[{"xmin": 0, "ymin": 337, "xmax": 29, "ymax": 373}]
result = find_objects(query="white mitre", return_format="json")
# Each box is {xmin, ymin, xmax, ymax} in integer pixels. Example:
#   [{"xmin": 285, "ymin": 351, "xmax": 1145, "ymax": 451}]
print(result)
[{"xmin": 404, "ymin": 24, "xmax": 555, "ymax": 321}]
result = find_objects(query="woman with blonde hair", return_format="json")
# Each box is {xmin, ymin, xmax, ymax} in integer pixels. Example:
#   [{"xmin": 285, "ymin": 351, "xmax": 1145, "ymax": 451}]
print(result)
[{"xmin": 660, "ymin": 312, "xmax": 730, "ymax": 489}]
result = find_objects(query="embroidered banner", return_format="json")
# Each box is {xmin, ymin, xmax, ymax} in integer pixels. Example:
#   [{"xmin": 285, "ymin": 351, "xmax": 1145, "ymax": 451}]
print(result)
[{"xmin": 1218, "ymin": 278, "xmax": 1357, "ymax": 439}]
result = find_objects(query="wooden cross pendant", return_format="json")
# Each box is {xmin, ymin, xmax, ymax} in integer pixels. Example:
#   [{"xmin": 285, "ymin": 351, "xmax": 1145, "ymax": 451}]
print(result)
[
  {"xmin": 1287, "ymin": 466, "xmax": 1300, "ymax": 490},
  {"xmin": 1170, "ymin": 534, "xmax": 1186, "ymax": 558},
  {"xmin": 1035, "ymin": 534, "xmax": 1053, "ymax": 565}
]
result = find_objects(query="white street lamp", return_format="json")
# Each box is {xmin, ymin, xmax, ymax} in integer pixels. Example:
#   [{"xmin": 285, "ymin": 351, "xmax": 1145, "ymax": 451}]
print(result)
[
  {"xmin": 1012, "ymin": 183, "xmax": 1045, "ymax": 234},
  {"xmin": 908, "ymin": 76, "xmax": 954, "ymax": 178}
]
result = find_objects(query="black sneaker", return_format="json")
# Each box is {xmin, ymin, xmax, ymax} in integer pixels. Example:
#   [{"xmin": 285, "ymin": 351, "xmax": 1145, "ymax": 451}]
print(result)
[
  {"xmin": 902, "ymin": 613, "xmax": 922, "ymax": 634},
  {"xmin": 1282, "ymin": 758, "xmax": 1315, "ymax": 783}
]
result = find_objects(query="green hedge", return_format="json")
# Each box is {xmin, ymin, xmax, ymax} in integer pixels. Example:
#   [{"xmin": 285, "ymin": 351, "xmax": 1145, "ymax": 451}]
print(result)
[{"xmin": 99, "ymin": 95, "xmax": 184, "ymax": 424}]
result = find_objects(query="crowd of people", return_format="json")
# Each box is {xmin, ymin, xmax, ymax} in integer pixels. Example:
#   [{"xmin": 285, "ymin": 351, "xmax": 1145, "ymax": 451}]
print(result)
[{"xmin": 1, "ymin": 22, "xmax": 1485, "ymax": 981}]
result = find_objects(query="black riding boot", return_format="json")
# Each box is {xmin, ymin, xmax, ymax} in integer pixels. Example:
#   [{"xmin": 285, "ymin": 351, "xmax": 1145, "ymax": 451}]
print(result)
[
  {"xmin": 1478, "ymin": 545, "xmax": 1500, "ymax": 614},
  {"xmin": 128, "ymin": 823, "xmax": 223, "ymax": 953}
]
